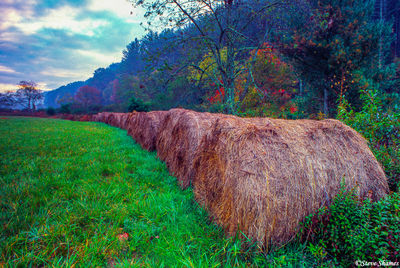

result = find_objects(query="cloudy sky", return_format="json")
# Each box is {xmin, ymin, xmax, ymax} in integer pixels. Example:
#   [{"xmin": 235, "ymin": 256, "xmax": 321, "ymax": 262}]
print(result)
[{"xmin": 0, "ymin": 0, "xmax": 145, "ymax": 92}]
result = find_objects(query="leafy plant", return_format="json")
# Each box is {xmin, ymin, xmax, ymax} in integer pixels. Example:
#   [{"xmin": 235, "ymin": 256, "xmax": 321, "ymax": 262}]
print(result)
[
  {"xmin": 338, "ymin": 88, "xmax": 400, "ymax": 191},
  {"xmin": 300, "ymin": 185, "xmax": 400, "ymax": 266},
  {"xmin": 128, "ymin": 96, "xmax": 150, "ymax": 112}
]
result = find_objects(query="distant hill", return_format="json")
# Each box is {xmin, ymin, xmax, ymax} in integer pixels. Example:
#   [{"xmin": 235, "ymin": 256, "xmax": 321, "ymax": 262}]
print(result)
[
  {"xmin": 43, "ymin": 62, "xmax": 121, "ymax": 108},
  {"xmin": 44, "ymin": 81, "xmax": 85, "ymax": 108}
]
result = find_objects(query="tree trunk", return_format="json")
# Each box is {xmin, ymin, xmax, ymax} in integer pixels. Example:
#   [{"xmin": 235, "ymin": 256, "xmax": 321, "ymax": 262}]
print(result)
[
  {"xmin": 224, "ymin": 1, "xmax": 236, "ymax": 114},
  {"xmin": 379, "ymin": 0, "xmax": 385, "ymax": 68},
  {"xmin": 299, "ymin": 79, "xmax": 303, "ymax": 96},
  {"xmin": 323, "ymin": 87, "xmax": 329, "ymax": 117}
]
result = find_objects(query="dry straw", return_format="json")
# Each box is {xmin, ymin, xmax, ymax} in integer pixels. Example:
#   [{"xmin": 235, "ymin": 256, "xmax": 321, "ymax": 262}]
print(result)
[
  {"xmin": 107, "ymin": 113, "xmax": 130, "ymax": 129},
  {"xmin": 192, "ymin": 114, "xmax": 389, "ymax": 247},
  {"xmin": 126, "ymin": 111, "xmax": 168, "ymax": 151},
  {"xmin": 155, "ymin": 109, "xmax": 235, "ymax": 188},
  {"xmin": 91, "ymin": 109, "xmax": 389, "ymax": 248},
  {"xmin": 92, "ymin": 112, "xmax": 113, "ymax": 124}
]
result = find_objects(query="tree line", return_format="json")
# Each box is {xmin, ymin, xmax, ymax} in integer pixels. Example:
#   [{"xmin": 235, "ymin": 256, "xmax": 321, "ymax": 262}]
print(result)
[{"xmin": 37, "ymin": 0, "xmax": 398, "ymax": 120}]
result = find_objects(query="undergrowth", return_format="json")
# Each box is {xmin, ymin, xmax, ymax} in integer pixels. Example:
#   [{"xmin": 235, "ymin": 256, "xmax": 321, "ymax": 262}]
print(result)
[{"xmin": 300, "ymin": 186, "xmax": 400, "ymax": 267}]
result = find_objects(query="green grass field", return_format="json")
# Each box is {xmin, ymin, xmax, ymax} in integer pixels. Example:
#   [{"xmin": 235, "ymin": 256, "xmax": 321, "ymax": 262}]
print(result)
[{"xmin": 0, "ymin": 117, "xmax": 318, "ymax": 267}]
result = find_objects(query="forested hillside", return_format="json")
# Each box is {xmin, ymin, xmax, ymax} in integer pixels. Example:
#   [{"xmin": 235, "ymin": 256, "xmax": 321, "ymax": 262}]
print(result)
[{"xmin": 44, "ymin": 0, "xmax": 400, "ymax": 117}]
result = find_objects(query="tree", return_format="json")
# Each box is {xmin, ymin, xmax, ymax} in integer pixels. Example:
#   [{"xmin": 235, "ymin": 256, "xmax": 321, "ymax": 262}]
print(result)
[
  {"xmin": 128, "ymin": 96, "xmax": 150, "ymax": 112},
  {"xmin": 132, "ymin": 0, "xmax": 287, "ymax": 114},
  {"xmin": 278, "ymin": 0, "xmax": 394, "ymax": 116},
  {"xmin": 16, "ymin": 81, "xmax": 43, "ymax": 111},
  {"xmin": 0, "ymin": 91, "xmax": 16, "ymax": 109},
  {"xmin": 74, "ymin": 85, "xmax": 102, "ymax": 107}
]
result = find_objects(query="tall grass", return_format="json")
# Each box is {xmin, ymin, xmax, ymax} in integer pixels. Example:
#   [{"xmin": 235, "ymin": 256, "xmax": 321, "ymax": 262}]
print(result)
[{"xmin": 0, "ymin": 117, "xmax": 317, "ymax": 267}]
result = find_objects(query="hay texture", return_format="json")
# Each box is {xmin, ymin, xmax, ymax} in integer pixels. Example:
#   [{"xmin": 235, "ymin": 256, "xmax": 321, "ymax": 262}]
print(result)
[
  {"xmin": 126, "ymin": 111, "xmax": 167, "ymax": 151},
  {"xmin": 92, "ymin": 112, "xmax": 113, "ymax": 124},
  {"xmin": 89, "ymin": 109, "xmax": 388, "ymax": 248},
  {"xmin": 92, "ymin": 112, "xmax": 131, "ymax": 129},
  {"xmin": 155, "ymin": 109, "xmax": 233, "ymax": 188},
  {"xmin": 192, "ymin": 115, "xmax": 389, "ymax": 247},
  {"xmin": 107, "ymin": 113, "xmax": 130, "ymax": 129}
]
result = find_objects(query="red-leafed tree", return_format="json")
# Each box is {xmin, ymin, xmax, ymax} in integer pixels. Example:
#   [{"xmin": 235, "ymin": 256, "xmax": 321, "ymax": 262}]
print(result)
[{"xmin": 74, "ymin": 85, "xmax": 102, "ymax": 107}]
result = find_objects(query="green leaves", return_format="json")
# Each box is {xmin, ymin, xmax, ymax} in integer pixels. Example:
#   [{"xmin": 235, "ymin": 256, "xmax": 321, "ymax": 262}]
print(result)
[
  {"xmin": 338, "ymin": 88, "xmax": 400, "ymax": 191},
  {"xmin": 300, "ymin": 185, "xmax": 400, "ymax": 266}
]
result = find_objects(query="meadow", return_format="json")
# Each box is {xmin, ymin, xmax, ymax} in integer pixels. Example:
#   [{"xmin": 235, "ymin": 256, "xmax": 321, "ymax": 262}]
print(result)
[{"xmin": 0, "ymin": 117, "xmax": 321, "ymax": 267}]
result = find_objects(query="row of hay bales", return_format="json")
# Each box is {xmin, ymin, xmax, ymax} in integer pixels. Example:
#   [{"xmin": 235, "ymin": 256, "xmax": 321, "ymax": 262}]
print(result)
[{"xmin": 91, "ymin": 108, "xmax": 389, "ymax": 247}]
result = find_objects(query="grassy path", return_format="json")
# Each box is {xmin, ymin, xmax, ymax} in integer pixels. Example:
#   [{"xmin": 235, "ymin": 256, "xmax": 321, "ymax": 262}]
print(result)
[{"xmin": 0, "ymin": 117, "xmax": 313, "ymax": 267}]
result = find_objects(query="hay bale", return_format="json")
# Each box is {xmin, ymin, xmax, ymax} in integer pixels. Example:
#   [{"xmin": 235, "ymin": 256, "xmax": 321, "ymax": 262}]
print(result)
[
  {"xmin": 110, "ymin": 113, "xmax": 131, "ymax": 129},
  {"xmin": 93, "ymin": 112, "xmax": 130, "ymax": 129},
  {"xmin": 58, "ymin": 114, "xmax": 75, "ymax": 120},
  {"xmin": 155, "ymin": 108, "xmax": 234, "ymax": 188},
  {"xmin": 92, "ymin": 112, "xmax": 113, "ymax": 124},
  {"xmin": 107, "ymin": 113, "xmax": 120, "ymax": 128},
  {"xmin": 192, "ymin": 115, "xmax": 389, "ymax": 247},
  {"xmin": 79, "ymin": 114, "xmax": 93, "ymax": 122},
  {"xmin": 127, "ymin": 111, "xmax": 168, "ymax": 151}
]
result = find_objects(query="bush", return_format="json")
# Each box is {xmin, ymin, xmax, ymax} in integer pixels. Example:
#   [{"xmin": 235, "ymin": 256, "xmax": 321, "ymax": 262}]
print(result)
[
  {"xmin": 46, "ymin": 107, "xmax": 55, "ymax": 116},
  {"xmin": 59, "ymin": 104, "xmax": 71, "ymax": 114},
  {"xmin": 128, "ymin": 96, "xmax": 150, "ymax": 112},
  {"xmin": 300, "ymin": 186, "xmax": 400, "ymax": 266},
  {"xmin": 338, "ymin": 89, "xmax": 400, "ymax": 191}
]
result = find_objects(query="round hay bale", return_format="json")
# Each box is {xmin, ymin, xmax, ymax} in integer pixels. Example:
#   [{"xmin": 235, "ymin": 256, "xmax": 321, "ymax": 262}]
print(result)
[
  {"xmin": 107, "ymin": 113, "xmax": 120, "ymax": 128},
  {"xmin": 127, "ymin": 111, "xmax": 167, "ymax": 151},
  {"xmin": 93, "ymin": 112, "xmax": 113, "ymax": 124},
  {"xmin": 156, "ymin": 108, "xmax": 234, "ymax": 188},
  {"xmin": 192, "ymin": 115, "xmax": 389, "ymax": 248},
  {"xmin": 79, "ymin": 114, "xmax": 93, "ymax": 122},
  {"xmin": 113, "ymin": 113, "xmax": 130, "ymax": 129}
]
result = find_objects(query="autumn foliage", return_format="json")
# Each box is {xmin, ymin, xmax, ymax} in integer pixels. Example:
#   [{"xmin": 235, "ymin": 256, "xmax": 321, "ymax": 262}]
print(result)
[
  {"xmin": 74, "ymin": 85, "xmax": 102, "ymax": 107},
  {"xmin": 239, "ymin": 44, "xmax": 298, "ymax": 117}
]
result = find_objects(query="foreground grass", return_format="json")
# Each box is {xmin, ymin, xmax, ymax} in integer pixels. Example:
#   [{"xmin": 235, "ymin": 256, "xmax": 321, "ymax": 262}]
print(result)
[{"xmin": 0, "ymin": 117, "xmax": 317, "ymax": 267}]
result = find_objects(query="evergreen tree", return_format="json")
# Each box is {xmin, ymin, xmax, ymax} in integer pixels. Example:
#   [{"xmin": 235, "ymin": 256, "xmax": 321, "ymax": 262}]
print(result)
[{"xmin": 278, "ymin": 0, "xmax": 395, "ymax": 116}]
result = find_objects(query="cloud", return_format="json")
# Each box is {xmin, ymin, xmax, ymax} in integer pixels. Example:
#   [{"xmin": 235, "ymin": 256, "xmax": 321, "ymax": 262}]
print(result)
[
  {"xmin": 0, "ymin": 65, "xmax": 18, "ymax": 74},
  {"xmin": 40, "ymin": 68, "xmax": 89, "ymax": 79},
  {"xmin": 11, "ymin": 6, "xmax": 110, "ymax": 36},
  {"xmin": 0, "ymin": 0, "xmax": 145, "ymax": 92},
  {"xmin": 76, "ymin": 49, "xmax": 123, "ymax": 65},
  {"xmin": 87, "ymin": 0, "xmax": 142, "ymax": 18},
  {"xmin": 0, "ymin": 83, "xmax": 19, "ymax": 92}
]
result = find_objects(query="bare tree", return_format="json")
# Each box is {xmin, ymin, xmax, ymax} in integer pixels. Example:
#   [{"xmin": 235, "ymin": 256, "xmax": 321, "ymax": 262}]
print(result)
[
  {"xmin": 16, "ymin": 81, "xmax": 43, "ymax": 111},
  {"xmin": 131, "ymin": 0, "xmax": 286, "ymax": 114}
]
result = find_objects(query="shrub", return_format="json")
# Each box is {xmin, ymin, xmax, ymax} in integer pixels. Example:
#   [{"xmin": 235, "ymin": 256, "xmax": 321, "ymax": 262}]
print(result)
[
  {"xmin": 46, "ymin": 107, "xmax": 55, "ymax": 116},
  {"xmin": 128, "ymin": 96, "xmax": 150, "ymax": 112},
  {"xmin": 300, "ymin": 186, "xmax": 400, "ymax": 266},
  {"xmin": 338, "ymin": 89, "xmax": 400, "ymax": 191},
  {"xmin": 59, "ymin": 104, "xmax": 71, "ymax": 114}
]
